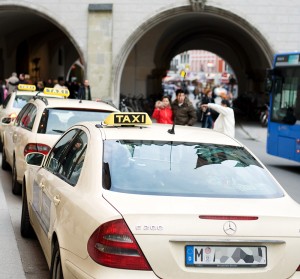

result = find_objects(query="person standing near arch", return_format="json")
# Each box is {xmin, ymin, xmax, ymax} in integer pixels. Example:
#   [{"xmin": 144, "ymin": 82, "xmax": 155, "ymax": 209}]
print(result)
[
  {"xmin": 201, "ymin": 99, "xmax": 235, "ymax": 138},
  {"xmin": 171, "ymin": 89, "xmax": 197, "ymax": 126},
  {"xmin": 54, "ymin": 76, "xmax": 67, "ymax": 89},
  {"xmin": 152, "ymin": 95, "xmax": 173, "ymax": 124},
  {"xmin": 78, "ymin": 79, "xmax": 92, "ymax": 100},
  {"xmin": 6, "ymin": 72, "xmax": 19, "ymax": 94}
]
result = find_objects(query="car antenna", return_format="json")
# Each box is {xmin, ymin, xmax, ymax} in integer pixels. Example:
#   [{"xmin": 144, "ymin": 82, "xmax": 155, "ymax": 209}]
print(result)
[
  {"xmin": 168, "ymin": 123, "xmax": 175, "ymax": 134},
  {"xmin": 168, "ymin": 115, "xmax": 176, "ymax": 134}
]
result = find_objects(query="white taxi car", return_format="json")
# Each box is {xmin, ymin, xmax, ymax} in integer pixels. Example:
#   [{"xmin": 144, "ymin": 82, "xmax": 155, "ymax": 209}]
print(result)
[
  {"xmin": 2, "ymin": 87, "xmax": 118, "ymax": 195},
  {"xmin": 0, "ymin": 84, "xmax": 57, "ymax": 151},
  {"xmin": 21, "ymin": 112, "xmax": 300, "ymax": 279}
]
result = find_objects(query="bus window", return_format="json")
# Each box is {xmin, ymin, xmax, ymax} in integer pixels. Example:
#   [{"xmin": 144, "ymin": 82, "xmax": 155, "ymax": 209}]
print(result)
[{"xmin": 271, "ymin": 68, "xmax": 300, "ymax": 123}]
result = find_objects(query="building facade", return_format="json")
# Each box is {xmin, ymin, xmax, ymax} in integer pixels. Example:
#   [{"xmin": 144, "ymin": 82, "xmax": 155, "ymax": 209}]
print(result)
[{"xmin": 0, "ymin": 0, "xmax": 299, "ymax": 105}]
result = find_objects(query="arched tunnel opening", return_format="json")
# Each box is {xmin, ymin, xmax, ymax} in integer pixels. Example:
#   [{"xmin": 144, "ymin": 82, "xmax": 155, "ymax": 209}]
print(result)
[
  {"xmin": 0, "ymin": 6, "xmax": 82, "ymax": 88},
  {"xmin": 120, "ymin": 6, "xmax": 273, "ymax": 120},
  {"xmin": 161, "ymin": 49, "xmax": 238, "ymax": 117}
]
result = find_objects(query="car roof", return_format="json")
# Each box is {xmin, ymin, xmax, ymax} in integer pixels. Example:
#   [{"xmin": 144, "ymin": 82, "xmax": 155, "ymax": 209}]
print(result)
[
  {"xmin": 13, "ymin": 90, "xmax": 64, "ymax": 98},
  {"xmin": 80, "ymin": 121, "xmax": 241, "ymax": 146},
  {"xmin": 30, "ymin": 98, "xmax": 119, "ymax": 111},
  {"xmin": 14, "ymin": 91, "xmax": 41, "ymax": 96}
]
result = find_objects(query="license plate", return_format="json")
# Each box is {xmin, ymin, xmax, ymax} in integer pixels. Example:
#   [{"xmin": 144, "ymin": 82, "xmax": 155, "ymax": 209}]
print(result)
[{"xmin": 185, "ymin": 245, "xmax": 267, "ymax": 267}]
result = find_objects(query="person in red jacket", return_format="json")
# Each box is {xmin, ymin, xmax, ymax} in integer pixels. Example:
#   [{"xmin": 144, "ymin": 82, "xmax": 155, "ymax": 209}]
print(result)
[{"xmin": 152, "ymin": 96, "xmax": 173, "ymax": 124}]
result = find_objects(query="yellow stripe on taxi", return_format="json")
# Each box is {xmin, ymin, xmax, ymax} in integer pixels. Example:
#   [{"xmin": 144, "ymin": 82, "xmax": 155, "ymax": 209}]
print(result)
[{"xmin": 104, "ymin": 112, "xmax": 152, "ymax": 126}]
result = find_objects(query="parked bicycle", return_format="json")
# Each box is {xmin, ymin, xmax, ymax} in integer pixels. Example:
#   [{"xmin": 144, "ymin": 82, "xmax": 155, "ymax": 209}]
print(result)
[
  {"xmin": 119, "ymin": 96, "xmax": 134, "ymax": 112},
  {"xmin": 260, "ymin": 103, "xmax": 269, "ymax": 127}
]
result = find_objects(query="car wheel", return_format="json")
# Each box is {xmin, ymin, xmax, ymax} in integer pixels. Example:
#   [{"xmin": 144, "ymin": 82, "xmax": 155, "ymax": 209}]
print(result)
[
  {"xmin": 20, "ymin": 182, "xmax": 34, "ymax": 238},
  {"xmin": 50, "ymin": 241, "xmax": 64, "ymax": 279},
  {"xmin": 1, "ymin": 147, "xmax": 10, "ymax": 170},
  {"xmin": 12, "ymin": 159, "xmax": 22, "ymax": 195}
]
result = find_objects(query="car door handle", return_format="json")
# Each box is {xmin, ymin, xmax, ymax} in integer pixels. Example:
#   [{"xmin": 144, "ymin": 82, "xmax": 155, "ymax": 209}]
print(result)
[
  {"xmin": 13, "ymin": 133, "xmax": 18, "ymax": 142},
  {"xmin": 53, "ymin": 195, "xmax": 61, "ymax": 206},
  {"xmin": 39, "ymin": 182, "xmax": 45, "ymax": 190}
]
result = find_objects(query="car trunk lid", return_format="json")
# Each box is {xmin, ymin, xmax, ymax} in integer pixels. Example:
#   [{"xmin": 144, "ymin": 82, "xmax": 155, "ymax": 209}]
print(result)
[{"xmin": 103, "ymin": 191, "xmax": 300, "ymax": 279}]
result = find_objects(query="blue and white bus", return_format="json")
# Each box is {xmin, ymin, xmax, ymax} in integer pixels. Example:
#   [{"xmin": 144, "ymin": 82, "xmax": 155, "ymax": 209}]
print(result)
[{"xmin": 266, "ymin": 52, "xmax": 300, "ymax": 163}]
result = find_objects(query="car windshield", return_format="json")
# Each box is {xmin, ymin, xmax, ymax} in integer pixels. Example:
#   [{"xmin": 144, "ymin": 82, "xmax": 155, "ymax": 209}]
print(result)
[
  {"xmin": 103, "ymin": 140, "xmax": 284, "ymax": 199},
  {"xmin": 39, "ymin": 108, "xmax": 113, "ymax": 135},
  {"xmin": 13, "ymin": 95, "xmax": 33, "ymax": 108}
]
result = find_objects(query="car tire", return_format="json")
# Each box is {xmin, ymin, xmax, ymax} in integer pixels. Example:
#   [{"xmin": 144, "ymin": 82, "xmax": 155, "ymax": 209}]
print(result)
[
  {"xmin": 50, "ymin": 241, "xmax": 64, "ymax": 279},
  {"xmin": 1, "ymin": 147, "xmax": 10, "ymax": 170},
  {"xmin": 12, "ymin": 159, "xmax": 22, "ymax": 195},
  {"xmin": 20, "ymin": 182, "xmax": 34, "ymax": 238}
]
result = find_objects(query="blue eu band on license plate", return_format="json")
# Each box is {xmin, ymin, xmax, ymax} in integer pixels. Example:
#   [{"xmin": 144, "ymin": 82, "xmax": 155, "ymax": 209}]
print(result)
[{"xmin": 185, "ymin": 245, "xmax": 267, "ymax": 267}]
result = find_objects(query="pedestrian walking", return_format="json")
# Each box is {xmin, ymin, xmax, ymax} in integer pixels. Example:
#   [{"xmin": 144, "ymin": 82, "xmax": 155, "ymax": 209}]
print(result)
[
  {"xmin": 18, "ymin": 73, "xmax": 27, "ymax": 84},
  {"xmin": 0, "ymin": 81, "xmax": 4, "ymax": 105},
  {"xmin": 201, "ymin": 89, "xmax": 214, "ymax": 128},
  {"xmin": 152, "ymin": 95, "xmax": 173, "ymax": 124},
  {"xmin": 54, "ymin": 76, "xmax": 67, "ymax": 89},
  {"xmin": 45, "ymin": 78, "xmax": 54, "ymax": 88},
  {"xmin": 6, "ymin": 72, "xmax": 19, "ymax": 94},
  {"xmin": 171, "ymin": 89, "xmax": 197, "ymax": 126},
  {"xmin": 201, "ymin": 99, "xmax": 235, "ymax": 138},
  {"xmin": 78, "ymin": 79, "xmax": 92, "ymax": 100},
  {"xmin": 36, "ymin": 81, "xmax": 44, "ymax": 91},
  {"xmin": 68, "ymin": 77, "xmax": 80, "ymax": 99}
]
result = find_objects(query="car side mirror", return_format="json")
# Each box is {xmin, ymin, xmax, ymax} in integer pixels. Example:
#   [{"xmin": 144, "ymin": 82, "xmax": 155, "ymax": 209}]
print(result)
[
  {"xmin": 1, "ymin": 117, "xmax": 12, "ymax": 124},
  {"xmin": 25, "ymin": 152, "xmax": 45, "ymax": 166}
]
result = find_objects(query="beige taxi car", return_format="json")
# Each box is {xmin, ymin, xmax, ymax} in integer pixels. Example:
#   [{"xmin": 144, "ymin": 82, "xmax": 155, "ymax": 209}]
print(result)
[
  {"xmin": 21, "ymin": 112, "xmax": 300, "ymax": 279},
  {"xmin": 2, "ymin": 87, "xmax": 118, "ymax": 195},
  {"xmin": 0, "ymin": 84, "xmax": 58, "ymax": 151}
]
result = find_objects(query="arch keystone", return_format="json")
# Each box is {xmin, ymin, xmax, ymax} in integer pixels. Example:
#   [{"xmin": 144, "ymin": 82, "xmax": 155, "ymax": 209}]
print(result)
[{"xmin": 190, "ymin": 0, "xmax": 207, "ymax": 12}]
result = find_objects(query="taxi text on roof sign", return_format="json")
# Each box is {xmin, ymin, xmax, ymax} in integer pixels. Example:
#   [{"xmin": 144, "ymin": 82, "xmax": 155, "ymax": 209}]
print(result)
[
  {"xmin": 18, "ymin": 84, "xmax": 36, "ymax": 91},
  {"xmin": 43, "ymin": 87, "xmax": 70, "ymax": 97},
  {"xmin": 104, "ymin": 112, "xmax": 152, "ymax": 126}
]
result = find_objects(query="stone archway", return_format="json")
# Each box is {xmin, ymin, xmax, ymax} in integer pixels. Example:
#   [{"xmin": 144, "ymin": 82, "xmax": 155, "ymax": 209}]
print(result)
[
  {"xmin": 113, "ymin": 3, "xmax": 273, "ymax": 108},
  {"xmin": 0, "ymin": 4, "xmax": 83, "ymax": 84}
]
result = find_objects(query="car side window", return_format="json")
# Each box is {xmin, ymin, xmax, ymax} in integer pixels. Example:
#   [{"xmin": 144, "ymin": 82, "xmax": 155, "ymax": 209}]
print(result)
[
  {"xmin": 44, "ymin": 129, "xmax": 78, "ymax": 173},
  {"xmin": 20, "ymin": 104, "xmax": 37, "ymax": 130},
  {"xmin": 15, "ymin": 104, "xmax": 31, "ymax": 126},
  {"xmin": 57, "ymin": 131, "xmax": 88, "ymax": 186},
  {"xmin": 2, "ymin": 93, "xmax": 11, "ymax": 108}
]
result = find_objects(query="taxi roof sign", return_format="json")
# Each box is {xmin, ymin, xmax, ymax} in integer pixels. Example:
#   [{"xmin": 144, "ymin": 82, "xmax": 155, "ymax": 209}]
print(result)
[
  {"xmin": 104, "ymin": 112, "xmax": 152, "ymax": 126},
  {"xmin": 17, "ymin": 84, "xmax": 36, "ymax": 91},
  {"xmin": 43, "ymin": 87, "xmax": 70, "ymax": 97}
]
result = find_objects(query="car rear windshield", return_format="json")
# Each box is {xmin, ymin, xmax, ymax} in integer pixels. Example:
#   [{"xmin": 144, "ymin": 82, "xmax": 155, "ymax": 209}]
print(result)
[
  {"xmin": 38, "ymin": 108, "xmax": 112, "ymax": 134},
  {"xmin": 13, "ymin": 95, "xmax": 33, "ymax": 108},
  {"xmin": 103, "ymin": 140, "xmax": 284, "ymax": 199}
]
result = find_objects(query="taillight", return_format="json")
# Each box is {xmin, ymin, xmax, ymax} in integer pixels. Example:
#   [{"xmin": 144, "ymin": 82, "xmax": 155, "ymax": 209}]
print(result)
[
  {"xmin": 87, "ymin": 219, "xmax": 151, "ymax": 270},
  {"xmin": 297, "ymin": 265, "xmax": 300, "ymax": 271},
  {"xmin": 199, "ymin": 215, "xmax": 258, "ymax": 220},
  {"xmin": 24, "ymin": 143, "xmax": 51, "ymax": 156}
]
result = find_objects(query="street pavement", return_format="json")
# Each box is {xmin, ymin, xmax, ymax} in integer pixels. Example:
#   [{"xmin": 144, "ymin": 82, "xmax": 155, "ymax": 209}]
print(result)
[
  {"xmin": 0, "ymin": 177, "xmax": 26, "ymax": 278},
  {"xmin": 0, "ymin": 121, "xmax": 267, "ymax": 279}
]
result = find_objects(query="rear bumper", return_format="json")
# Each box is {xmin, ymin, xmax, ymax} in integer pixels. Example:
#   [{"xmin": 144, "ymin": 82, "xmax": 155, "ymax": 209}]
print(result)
[{"xmin": 61, "ymin": 249, "xmax": 159, "ymax": 279}]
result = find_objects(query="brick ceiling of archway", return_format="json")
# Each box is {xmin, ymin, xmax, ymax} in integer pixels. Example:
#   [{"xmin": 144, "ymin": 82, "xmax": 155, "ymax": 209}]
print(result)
[{"xmin": 0, "ymin": 10, "xmax": 56, "ymax": 37}]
